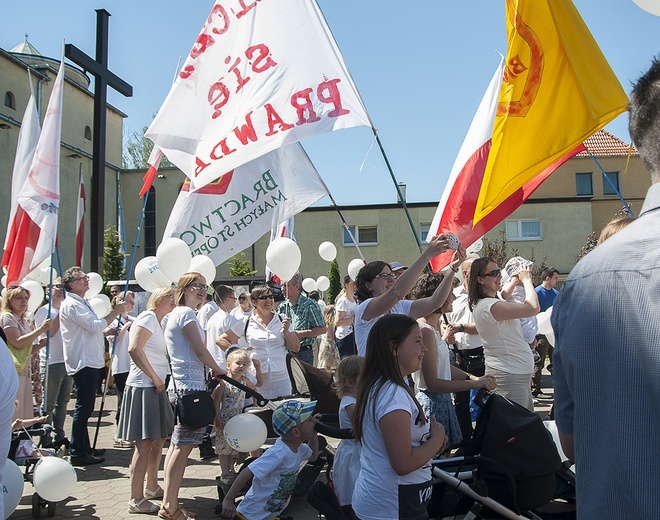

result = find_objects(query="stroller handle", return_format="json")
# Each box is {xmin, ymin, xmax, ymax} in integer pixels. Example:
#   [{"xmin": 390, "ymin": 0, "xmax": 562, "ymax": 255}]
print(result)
[
  {"xmin": 314, "ymin": 414, "xmax": 354, "ymax": 439},
  {"xmin": 218, "ymin": 375, "xmax": 269, "ymax": 408}
]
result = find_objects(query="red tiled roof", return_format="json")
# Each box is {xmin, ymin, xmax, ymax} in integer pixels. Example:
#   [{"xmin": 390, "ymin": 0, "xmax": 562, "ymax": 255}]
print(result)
[{"xmin": 576, "ymin": 129, "xmax": 638, "ymax": 157}]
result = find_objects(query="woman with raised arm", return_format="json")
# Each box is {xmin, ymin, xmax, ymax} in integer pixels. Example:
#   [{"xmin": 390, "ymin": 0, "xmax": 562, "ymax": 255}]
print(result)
[{"xmin": 468, "ymin": 258, "xmax": 540, "ymax": 411}]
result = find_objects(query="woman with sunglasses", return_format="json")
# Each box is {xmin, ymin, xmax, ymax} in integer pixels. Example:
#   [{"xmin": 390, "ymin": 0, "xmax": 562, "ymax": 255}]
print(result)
[
  {"xmin": 160, "ymin": 273, "xmax": 226, "ymax": 520},
  {"xmin": 468, "ymin": 257, "xmax": 540, "ymax": 411},
  {"xmin": 219, "ymin": 285, "xmax": 299, "ymax": 399},
  {"xmin": 353, "ymin": 234, "xmax": 465, "ymax": 357}
]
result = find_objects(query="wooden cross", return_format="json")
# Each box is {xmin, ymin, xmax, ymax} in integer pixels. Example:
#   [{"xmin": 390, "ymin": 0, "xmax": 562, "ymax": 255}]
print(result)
[{"xmin": 65, "ymin": 9, "xmax": 132, "ymax": 273}]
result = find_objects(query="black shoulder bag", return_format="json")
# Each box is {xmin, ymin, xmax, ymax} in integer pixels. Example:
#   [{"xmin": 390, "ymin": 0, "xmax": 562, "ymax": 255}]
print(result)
[{"xmin": 168, "ymin": 359, "xmax": 216, "ymax": 429}]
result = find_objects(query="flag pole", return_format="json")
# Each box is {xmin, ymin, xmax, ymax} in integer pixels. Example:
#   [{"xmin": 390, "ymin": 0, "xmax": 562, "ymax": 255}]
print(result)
[
  {"xmin": 373, "ymin": 130, "xmax": 425, "ymax": 254},
  {"xmin": 312, "ymin": 171, "xmax": 366, "ymax": 261},
  {"xmin": 92, "ymin": 190, "xmax": 151, "ymax": 449},
  {"xmin": 588, "ymin": 152, "xmax": 635, "ymax": 217}
]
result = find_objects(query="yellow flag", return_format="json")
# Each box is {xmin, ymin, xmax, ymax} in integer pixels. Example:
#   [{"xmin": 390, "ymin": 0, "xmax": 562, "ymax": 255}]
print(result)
[{"xmin": 473, "ymin": 0, "xmax": 628, "ymax": 224}]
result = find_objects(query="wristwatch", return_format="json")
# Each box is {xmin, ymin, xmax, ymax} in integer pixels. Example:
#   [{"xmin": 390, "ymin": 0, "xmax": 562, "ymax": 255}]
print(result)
[{"xmin": 458, "ymin": 324, "xmax": 465, "ymax": 333}]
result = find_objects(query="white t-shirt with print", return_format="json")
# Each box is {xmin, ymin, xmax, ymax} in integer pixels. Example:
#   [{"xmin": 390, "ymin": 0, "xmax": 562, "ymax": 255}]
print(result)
[
  {"xmin": 354, "ymin": 299, "xmax": 413, "ymax": 357},
  {"xmin": 334, "ymin": 295, "xmax": 357, "ymax": 340},
  {"xmin": 237, "ymin": 437, "xmax": 313, "ymax": 520},
  {"xmin": 126, "ymin": 311, "xmax": 170, "ymax": 387},
  {"xmin": 473, "ymin": 297, "xmax": 534, "ymax": 375},
  {"xmin": 352, "ymin": 380, "xmax": 432, "ymax": 520}
]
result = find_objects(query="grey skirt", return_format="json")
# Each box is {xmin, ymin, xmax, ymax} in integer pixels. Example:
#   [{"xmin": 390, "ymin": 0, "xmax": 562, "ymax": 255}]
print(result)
[{"xmin": 116, "ymin": 385, "xmax": 175, "ymax": 441}]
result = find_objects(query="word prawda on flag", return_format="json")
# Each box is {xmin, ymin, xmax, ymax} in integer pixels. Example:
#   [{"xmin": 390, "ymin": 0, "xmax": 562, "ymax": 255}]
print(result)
[{"xmin": 146, "ymin": 0, "xmax": 371, "ymax": 192}]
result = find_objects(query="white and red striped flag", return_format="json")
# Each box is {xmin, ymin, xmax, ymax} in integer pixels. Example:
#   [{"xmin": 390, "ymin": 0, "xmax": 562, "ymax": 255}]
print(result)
[
  {"xmin": 3, "ymin": 59, "xmax": 64, "ymax": 285},
  {"xmin": 3, "ymin": 75, "xmax": 41, "ymax": 252},
  {"xmin": 75, "ymin": 170, "xmax": 86, "ymax": 266},
  {"xmin": 428, "ymin": 60, "xmax": 583, "ymax": 271}
]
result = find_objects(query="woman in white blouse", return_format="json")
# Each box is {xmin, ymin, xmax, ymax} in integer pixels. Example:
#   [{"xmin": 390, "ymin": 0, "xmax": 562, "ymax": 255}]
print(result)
[
  {"xmin": 219, "ymin": 284, "xmax": 299, "ymax": 399},
  {"xmin": 117, "ymin": 287, "xmax": 175, "ymax": 514}
]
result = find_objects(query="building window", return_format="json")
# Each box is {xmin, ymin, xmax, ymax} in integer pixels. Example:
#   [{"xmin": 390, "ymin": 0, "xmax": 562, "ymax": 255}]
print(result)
[
  {"xmin": 575, "ymin": 172, "xmax": 593, "ymax": 196},
  {"xmin": 505, "ymin": 219, "xmax": 542, "ymax": 241},
  {"xmin": 144, "ymin": 186, "xmax": 156, "ymax": 256},
  {"xmin": 84, "ymin": 125, "xmax": 92, "ymax": 140},
  {"xmin": 342, "ymin": 225, "xmax": 378, "ymax": 246},
  {"xmin": 420, "ymin": 224, "xmax": 431, "ymax": 243},
  {"xmin": 602, "ymin": 172, "xmax": 620, "ymax": 196},
  {"xmin": 4, "ymin": 91, "xmax": 15, "ymax": 109}
]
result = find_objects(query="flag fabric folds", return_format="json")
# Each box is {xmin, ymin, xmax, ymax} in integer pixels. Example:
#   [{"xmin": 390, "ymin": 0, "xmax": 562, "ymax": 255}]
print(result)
[
  {"xmin": 75, "ymin": 170, "xmax": 86, "ymax": 267},
  {"xmin": 146, "ymin": 0, "xmax": 371, "ymax": 191},
  {"xmin": 429, "ymin": 60, "xmax": 583, "ymax": 272},
  {"xmin": 163, "ymin": 142, "xmax": 326, "ymax": 266},
  {"xmin": 3, "ymin": 77, "xmax": 40, "ymax": 251},
  {"xmin": 3, "ymin": 60, "xmax": 64, "ymax": 285},
  {"xmin": 139, "ymin": 146, "xmax": 163, "ymax": 198},
  {"xmin": 472, "ymin": 0, "xmax": 628, "ymax": 224}
]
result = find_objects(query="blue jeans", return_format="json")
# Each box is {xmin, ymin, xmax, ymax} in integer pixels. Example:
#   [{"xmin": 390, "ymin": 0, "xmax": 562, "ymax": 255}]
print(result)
[
  {"xmin": 71, "ymin": 367, "xmax": 100, "ymax": 457},
  {"xmin": 41, "ymin": 362, "xmax": 73, "ymax": 442},
  {"xmin": 296, "ymin": 347, "xmax": 314, "ymax": 365}
]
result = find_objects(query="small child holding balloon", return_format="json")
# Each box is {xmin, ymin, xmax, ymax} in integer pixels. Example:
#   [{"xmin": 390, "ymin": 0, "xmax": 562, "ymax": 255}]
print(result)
[{"xmin": 212, "ymin": 348, "xmax": 263, "ymax": 486}]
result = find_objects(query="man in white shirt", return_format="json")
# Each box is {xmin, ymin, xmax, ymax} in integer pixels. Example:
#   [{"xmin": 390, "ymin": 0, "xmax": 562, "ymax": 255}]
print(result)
[
  {"xmin": 205, "ymin": 285, "xmax": 238, "ymax": 370},
  {"xmin": 60, "ymin": 266, "xmax": 125, "ymax": 466},
  {"xmin": 445, "ymin": 258, "xmax": 485, "ymax": 442},
  {"xmin": 197, "ymin": 288, "xmax": 220, "ymax": 331}
]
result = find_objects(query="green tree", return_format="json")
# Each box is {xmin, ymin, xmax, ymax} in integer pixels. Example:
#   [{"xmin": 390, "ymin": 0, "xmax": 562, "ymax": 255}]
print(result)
[
  {"xmin": 123, "ymin": 124, "xmax": 174, "ymax": 169},
  {"xmin": 326, "ymin": 259, "xmax": 341, "ymax": 304},
  {"xmin": 103, "ymin": 225, "xmax": 126, "ymax": 281},
  {"xmin": 229, "ymin": 252, "xmax": 257, "ymax": 277}
]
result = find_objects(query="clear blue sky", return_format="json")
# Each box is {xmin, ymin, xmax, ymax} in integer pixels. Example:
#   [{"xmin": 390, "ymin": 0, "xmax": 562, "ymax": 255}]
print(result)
[{"xmin": 4, "ymin": 1, "xmax": 659, "ymax": 206}]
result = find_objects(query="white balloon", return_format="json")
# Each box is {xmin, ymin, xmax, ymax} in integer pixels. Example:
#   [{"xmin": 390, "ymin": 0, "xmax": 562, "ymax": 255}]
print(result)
[
  {"xmin": 265, "ymin": 237, "xmax": 301, "ymax": 282},
  {"xmin": 1, "ymin": 288, "xmax": 5, "ymax": 298},
  {"xmin": 632, "ymin": 0, "xmax": 660, "ymax": 15},
  {"xmin": 33, "ymin": 456, "xmax": 78, "ymax": 503},
  {"xmin": 157, "ymin": 238, "xmax": 193, "ymax": 283},
  {"xmin": 467, "ymin": 237, "xmax": 484, "ymax": 254},
  {"xmin": 37, "ymin": 267, "xmax": 58, "ymax": 286},
  {"xmin": 84, "ymin": 272, "xmax": 104, "ymax": 299},
  {"xmin": 1, "ymin": 274, "xmax": 6, "ymax": 287},
  {"xmin": 134, "ymin": 256, "xmax": 172, "ymax": 293},
  {"xmin": 316, "ymin": 275, "xmax": 330, "ymax": 292},
  {"xmin": 89, "ymin": 295, "xmax": 111, "ymax": 318},
  {"xmin": 189, "ymin": 255, "xmax": 216, "ymax": 284},
  {"xmin": 2, "ymin": 458, "xmax": 24, "ymax": 518},
  {"xmin": 301, "ymin": 277, "xmax": 317, "ymax": 293},
  {"xmin": 318, "ymin": 241, "xmax": 337, "ymax": 262},
  {"xmin": 224, "ymin": 414, "xmax": 268, "ymax": 452},
  {"xmin": 537, "ymin": 307, "xmax": 554, "ymax": 336},
  {"xmin": 347, "ymin": 258, "xmax": 365, "ymax": 281},
  {"xmin": 20, "ymin": 280, "xmax": 45, "ymax": 313}
]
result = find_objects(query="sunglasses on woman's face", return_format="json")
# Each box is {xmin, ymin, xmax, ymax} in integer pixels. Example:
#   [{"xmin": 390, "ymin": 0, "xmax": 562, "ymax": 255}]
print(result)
[
  {"xmin": 257, "ymin": 294, "xmax": 274, "ymax": 301},
  {"xmin": 374, "ymin": 273, "xmax": 396, "ymax": 280},
  {"xmin": 188, "ymin": 283, "xmax": 208, "ymax": 291},
  {"xmin": 482, "ymin": 269, "xmax": 501, "ymax": 278}
]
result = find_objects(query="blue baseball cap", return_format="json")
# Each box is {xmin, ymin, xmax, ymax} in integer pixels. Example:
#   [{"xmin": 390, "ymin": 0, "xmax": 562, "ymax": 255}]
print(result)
[{"xmin": 272, "ymin": 400, "xmax": 317, "ymax": 436}]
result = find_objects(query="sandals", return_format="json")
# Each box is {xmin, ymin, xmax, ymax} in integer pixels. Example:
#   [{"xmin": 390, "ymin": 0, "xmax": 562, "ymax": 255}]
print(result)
[
  {"xmin": 144, "ymin": 485, "xmax": 164, "ymax": 500},
  {"xmin": 114, "ymin": 437, "xmax": 134, "ymax": 448},
  {"xmin": 128, "ymin": 497, "xmax": 159, "ymax": 514},
  {"xmin": 158, "ymin": 505, "xmax": 196, "ymax": 520}
]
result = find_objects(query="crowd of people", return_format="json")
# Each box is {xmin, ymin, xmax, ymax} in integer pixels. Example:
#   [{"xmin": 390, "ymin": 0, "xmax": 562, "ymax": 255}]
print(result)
[{"xmin": 4, "ymin": 59, "xmax": 660, "ymax": 519}]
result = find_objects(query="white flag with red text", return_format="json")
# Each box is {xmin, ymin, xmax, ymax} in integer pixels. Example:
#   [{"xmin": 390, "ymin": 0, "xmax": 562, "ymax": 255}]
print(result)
[
  {"xmin": 428, "ymin": 60, "xmax": 582, "ymax": 271},
  {"xmin": 3, "ymin": 79, "xmax": 40, "ymax": 251},
  {"xmin": 3, "ymin": 60, "xmax": 64, "ymax": 285},
  {"xmin": 163, "ymin": 142, "xmax": 326, "ymax": 266},
  {"xmin": 146, "ymin": 0, "xmax": 371, "ymax": 191}
]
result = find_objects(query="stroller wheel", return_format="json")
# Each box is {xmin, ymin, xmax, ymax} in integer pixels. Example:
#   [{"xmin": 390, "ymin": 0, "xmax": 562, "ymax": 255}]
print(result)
[
  {"xmin": 31, "ymin": 492, "xmax": 42, "ymax": 518},
  {"xmin": 47, "ymin": 501, "xmax": 57, "ymax": 517}
]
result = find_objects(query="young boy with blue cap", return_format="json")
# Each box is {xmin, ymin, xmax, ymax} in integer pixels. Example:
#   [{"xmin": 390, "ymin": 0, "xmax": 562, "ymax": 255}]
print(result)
[{"xmin": 221, "ymin": 400, "xmax": 319, "ymax": 519}]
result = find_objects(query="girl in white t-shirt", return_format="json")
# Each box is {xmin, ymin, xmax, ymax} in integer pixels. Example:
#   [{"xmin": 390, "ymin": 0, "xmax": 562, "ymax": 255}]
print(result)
[
  {"xmin": 352, "ymin": 314, "xmax": 447, "ymax": 520},
  {"xmin": 468, "ymin": 258, "xmax": 540, "ymax": 411},
  {"xmin": 332, "ymin": 355, "xmax": 364, "ymax": 516}
]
